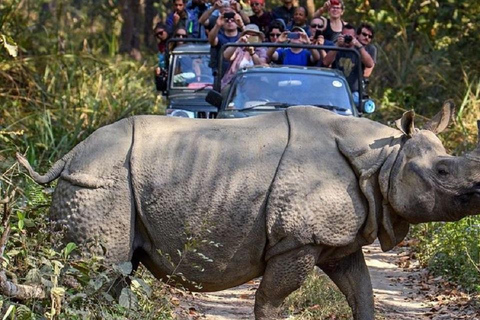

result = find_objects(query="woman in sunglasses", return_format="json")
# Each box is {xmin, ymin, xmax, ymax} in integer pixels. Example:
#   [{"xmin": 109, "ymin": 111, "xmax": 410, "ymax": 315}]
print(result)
[
  {"xmin": 154, "ymin": 23, "xmax": 170, "ymax": 91},
  {"xmin": 267, "ymin": 20, "xmax": 285, "ymax": 43}
]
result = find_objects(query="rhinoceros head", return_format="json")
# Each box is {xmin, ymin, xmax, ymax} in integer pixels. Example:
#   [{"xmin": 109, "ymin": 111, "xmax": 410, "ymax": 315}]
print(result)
[{"xmin": 389, "ymin": 101, "xmax": 480, "ymax": 224}]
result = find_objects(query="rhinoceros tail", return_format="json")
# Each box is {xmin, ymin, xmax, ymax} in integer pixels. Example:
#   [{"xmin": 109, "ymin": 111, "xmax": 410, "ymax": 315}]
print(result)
[{"xmin": 16, "ymin": 152, "xmax": 66, "ymax": 184}]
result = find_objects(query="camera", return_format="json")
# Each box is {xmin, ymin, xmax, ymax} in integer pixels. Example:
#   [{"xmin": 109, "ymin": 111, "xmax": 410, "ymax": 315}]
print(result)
[
  {"xmin": 344, "ymin": 35, "xmax": 353, "ymax": 43},
  {"xmin": 247, "ymin": 35, "xmax": 260, "ymax": 43},
  {"xmin": 287, "ymin": 32, "xmax": 300, "ymax": 40},
  {"xmin": 314, "ymin": 29, "xmax": 323, "ymax": 39},
  {"xmin": 224, "ymin": 11, "xmax": 235, "ymax": 19}
]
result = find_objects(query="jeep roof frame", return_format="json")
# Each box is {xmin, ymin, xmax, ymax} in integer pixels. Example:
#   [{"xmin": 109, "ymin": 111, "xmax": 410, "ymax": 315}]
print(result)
[{"xmin": 217, "ymin": 43, "xmax": 364, "ymax": 105}]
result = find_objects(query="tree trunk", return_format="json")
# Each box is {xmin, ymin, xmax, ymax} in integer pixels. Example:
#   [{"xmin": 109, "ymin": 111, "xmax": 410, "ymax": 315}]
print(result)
[
  {"xmin": 119, "ymin": 0, "xmax": 143, "ymax": 58},
  {"xmin": 145, "ymin": 0, "xmax": 159, "ymax": 51}
]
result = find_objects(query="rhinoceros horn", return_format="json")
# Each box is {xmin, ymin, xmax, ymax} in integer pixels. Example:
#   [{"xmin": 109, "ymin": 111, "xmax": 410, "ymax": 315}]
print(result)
[{"xmin": 423, "ymin": 100, "xmax": 456, "ymax": 134}]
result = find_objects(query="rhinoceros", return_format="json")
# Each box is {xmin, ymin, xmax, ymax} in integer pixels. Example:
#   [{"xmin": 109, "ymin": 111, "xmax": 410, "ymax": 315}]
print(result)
[{"xmin": 17, "ymin": 102, "xmax": 480, "ymax": 319}]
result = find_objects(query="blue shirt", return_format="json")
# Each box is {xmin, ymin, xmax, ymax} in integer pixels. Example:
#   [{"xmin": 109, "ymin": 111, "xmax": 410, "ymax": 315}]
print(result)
[
  {"xmin": 274, "ymin": 48, "xmax": 311, "ymax": 66},
  {"xmin": 210, "ymin": 31, "xmax": 240, "ymax": 76}
]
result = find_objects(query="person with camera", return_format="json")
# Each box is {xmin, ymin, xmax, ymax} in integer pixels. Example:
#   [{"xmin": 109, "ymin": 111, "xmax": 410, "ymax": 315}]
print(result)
[
  {"xmin": 322, "ymin": 24, "xmax": 374, "ymax": 102},
  {"xmin": 267, "ymin": 26, "xmax": 320, "ymax": 66},
  {"xmin": 199, "ymin": 0, "xmax": 250, "ymax": 31},
  {"xmin": 221, "ymin": 24, "xmax": 268, "ymax": 88},
  {"xmin": 208, "ymin": 9, "xmax": 244, "ymax": 77},
  {"xmin": 308, "ymin": 18, "xmax": 334, "ymax": 66},
  {"xmin": 154, "ymin": 23, "xmax": 170, "ymax": 92},
  {"xmin": 312, "ymin": 0, "xmax": 346, "ymax": 42}
]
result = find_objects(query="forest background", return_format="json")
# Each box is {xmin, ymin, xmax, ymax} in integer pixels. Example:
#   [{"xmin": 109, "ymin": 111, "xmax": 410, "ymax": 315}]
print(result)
[{"xmin": 0, "ymin": 0, "xmax": 479, "ymax": 318}]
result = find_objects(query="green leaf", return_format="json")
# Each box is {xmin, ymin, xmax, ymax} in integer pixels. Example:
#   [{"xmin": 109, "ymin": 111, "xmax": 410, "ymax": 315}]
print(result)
[
  {"xmin": 1, "ymin": 34, "xmax": 18, "ymax": 57},
  {"xmin": 17, "ymin": 220, "xmax": 24, "ymax": 230},
  {"xmin": 118, "ymin": 288, "xmax": 138, "ymax": 310},
  {"xmin": 2, "ymin": 305, "xmax": 15, "ymax": 320},
  {"xmin": 90, "ymin": 277, "xmax": 104, "ymax": 292},
  {"xmin": 113, "ymin": 262, "xmax": 132, "ymax": 276},
  {"xmin": 17, "ymin": 211, "xmax": 25, "ymax": 220},
  {"xmin": 131, "ymin": 278, "xmax": 152, "ymax": 297},
  {"xmin": 63, "ymin": 242, "xmax": 77, "ymax": 258}
]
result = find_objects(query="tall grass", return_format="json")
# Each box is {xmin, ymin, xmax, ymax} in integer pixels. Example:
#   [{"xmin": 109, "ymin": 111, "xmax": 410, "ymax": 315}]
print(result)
[
  {"xmin": 0, "ymin": 53, "xmax": 163, "ymax": 170},
  {"xmin": 410, "ymin": 72, "xmax": 480, "ymax": 293}
]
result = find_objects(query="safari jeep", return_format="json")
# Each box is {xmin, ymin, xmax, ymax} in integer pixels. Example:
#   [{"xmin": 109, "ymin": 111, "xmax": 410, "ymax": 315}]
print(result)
[
  {"xmin": 206, "ymin": 43, "xmax": 375, "ymax": 118},
  {"xmin": 158, "ymin": 39, "xmax": 217, "ymax": 119}
]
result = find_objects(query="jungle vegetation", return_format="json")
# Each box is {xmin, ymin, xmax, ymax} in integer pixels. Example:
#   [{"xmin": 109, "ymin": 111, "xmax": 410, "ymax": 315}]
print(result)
[{"xmin": 0, "ymin": 0, "xmax": 479, "ymax": 318}]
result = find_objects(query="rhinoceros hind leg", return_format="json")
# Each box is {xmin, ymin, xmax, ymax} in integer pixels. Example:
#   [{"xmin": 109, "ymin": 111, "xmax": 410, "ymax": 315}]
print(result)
[
  {"xmin": 319, "ymin": 249, "xmax": 374, "ymax": 320},
  {"xmin": 254, "ymin": 245, "xmax": 318, "ymax": 320},
  {"xmin": 50, "ymin": 178, "xmax": 135, "ymax": 264}
]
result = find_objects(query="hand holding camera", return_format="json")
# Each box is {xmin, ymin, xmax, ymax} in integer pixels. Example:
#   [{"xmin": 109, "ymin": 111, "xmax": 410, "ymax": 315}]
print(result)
[
  {"xmin": 300, "ymin": 32, "xmax": 310, "ymax": 44},
  {"xmin": 287, "ymin": 32, "xmax": 300, "ymax": 40},
  {"xmin": 277, "ymin": 31, "xmax": 289, "ymax": 43},
  {"xmin": 213, "ymin": 0, "xmax": 223, "ymax": 9}
]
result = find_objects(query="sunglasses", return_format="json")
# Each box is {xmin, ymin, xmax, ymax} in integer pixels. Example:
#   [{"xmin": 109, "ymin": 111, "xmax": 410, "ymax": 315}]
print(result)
[
  {"xmin": 225, "ymin": 17, "xmax": 236, "ymax": 22},
  {"xmin": 251, "ymin": 2, "xmax": 261, "ymax": 6},
  {"xmin": 330, "ymin": 6, "xmax": 342, "ymax": 10},
  {"xmin": 175, "ymin": 34, "xmax": 187, "ymax": 38},
  {"xmin": 269, "ymin": 33, "xmax": 281, "ymax": 37},
  {"xmin": 361, "ymin": 32, "xmax": 373, "ymax": 39},
  {"xmin": 310, "ymin": 23, "xmax": 323, "ymax": 29}
]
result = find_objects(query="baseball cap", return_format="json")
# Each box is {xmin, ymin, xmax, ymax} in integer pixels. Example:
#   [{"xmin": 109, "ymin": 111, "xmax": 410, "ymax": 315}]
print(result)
[{"xmin": 291, "ymin": 26, "xmax": 306, "ymax": 34}]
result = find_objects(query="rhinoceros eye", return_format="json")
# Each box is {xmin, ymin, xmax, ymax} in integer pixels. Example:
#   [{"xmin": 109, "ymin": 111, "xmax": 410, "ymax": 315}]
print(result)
[{"xmin": 437, "ymin": 168, "xmax": 449, "ymax": 176}]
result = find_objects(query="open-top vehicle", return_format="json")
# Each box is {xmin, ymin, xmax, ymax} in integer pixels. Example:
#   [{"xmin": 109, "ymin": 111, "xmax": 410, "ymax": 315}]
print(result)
[
  {"xmin": 206, "ymin": 43, "xmax": 375, "ymax": 118},
  {"xmin": 157, "ymin": 39, "xmax": 217, "ymax": 119}
]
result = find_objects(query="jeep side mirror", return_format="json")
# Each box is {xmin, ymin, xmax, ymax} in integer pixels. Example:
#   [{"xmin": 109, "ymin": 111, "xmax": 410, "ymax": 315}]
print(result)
[
  {"xmin": 206, "ymin": 90, "xmax": 223, "ymax": 108},
  {"xmin": 361, "ymin": 99, "xmax": 376, "ymax": 114}
]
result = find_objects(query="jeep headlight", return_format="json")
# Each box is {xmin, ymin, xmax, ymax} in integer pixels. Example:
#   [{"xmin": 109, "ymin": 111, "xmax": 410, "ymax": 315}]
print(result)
[{"xmin": 166, "ymin": 109, "xmax": 195, "ymax": 118}]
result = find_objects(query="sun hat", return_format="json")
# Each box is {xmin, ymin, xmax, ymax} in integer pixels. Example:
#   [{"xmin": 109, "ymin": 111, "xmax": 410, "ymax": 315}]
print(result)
[
  {"xmin": 240, "ymin": 24, "xmax": 265, "ymax": 41},
  {"xmin": 291, "ymin": 26, "xmax": 306, "ymax": 34}
]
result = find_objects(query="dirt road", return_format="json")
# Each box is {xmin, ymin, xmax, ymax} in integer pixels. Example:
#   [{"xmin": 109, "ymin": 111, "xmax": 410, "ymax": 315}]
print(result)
[{"xmin": 174, "ymin": 241, "xmax": 479, "ymax": 319}]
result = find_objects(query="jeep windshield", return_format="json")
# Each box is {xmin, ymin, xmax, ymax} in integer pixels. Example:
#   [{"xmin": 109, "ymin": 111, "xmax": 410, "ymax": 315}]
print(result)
[
  {"xmin": 170, "ymin": 53, "xmax": 214, "ymax": 89},
  {"xmin": 226, "ymin": 72, "xmax": 354, "ymax": 116}
]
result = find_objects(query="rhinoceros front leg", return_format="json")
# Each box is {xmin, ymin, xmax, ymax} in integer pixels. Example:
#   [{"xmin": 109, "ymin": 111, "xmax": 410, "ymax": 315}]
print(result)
[
  {"xmin": 254, "ymin": 245, "xmax": 318, "ymax": 320},
  {"xmin": 319, "ymin": 249, "xmax": 374, "ymax": 320}
]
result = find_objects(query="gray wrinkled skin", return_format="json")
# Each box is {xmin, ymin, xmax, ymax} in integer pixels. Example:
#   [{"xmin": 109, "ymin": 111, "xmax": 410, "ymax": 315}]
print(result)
[{"xmin": 17, "ymin": 104, "xmax": 480, "ymax": 320}]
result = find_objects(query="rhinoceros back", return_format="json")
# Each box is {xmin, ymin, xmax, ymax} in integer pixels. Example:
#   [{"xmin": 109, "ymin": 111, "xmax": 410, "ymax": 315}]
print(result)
[{"xmin": 130, "ymin": 113, "xmax": 288, "ymax": 289}]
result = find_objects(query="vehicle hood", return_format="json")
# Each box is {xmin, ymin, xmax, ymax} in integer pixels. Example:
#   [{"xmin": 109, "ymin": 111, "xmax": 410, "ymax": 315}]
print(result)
[{"xmin": 168, "ymin": 92, "xmax": 217, "ymax": 112}]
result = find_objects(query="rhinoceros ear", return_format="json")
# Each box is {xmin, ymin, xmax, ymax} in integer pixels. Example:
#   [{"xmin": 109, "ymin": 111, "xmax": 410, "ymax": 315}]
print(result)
[
  {"xmin": 395, "ymin": 110, "xmax": 415, "ymax": 136},
  {"xmin": 423, "ymin": 100, "xmax": 455, "ymax": 134}
]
